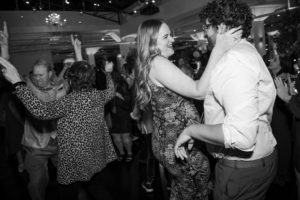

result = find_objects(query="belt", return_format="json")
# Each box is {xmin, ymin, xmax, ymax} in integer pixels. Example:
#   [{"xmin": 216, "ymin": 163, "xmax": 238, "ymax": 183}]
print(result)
[{"xmin": 217, "ymin": 149, "xmax": 277, "ymax": 169}]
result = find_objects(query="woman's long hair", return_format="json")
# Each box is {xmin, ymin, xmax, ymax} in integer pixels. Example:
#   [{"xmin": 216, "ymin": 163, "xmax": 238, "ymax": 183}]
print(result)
[{"xmin": 135, "ymin": 19, "xmax": 164, "ymax": 110}]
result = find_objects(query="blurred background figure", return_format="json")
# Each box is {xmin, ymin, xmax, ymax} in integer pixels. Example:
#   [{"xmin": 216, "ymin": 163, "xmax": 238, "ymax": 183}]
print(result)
[{"xmin": 109, "ymin": 67, "xmax": 134, "ymax": 162}]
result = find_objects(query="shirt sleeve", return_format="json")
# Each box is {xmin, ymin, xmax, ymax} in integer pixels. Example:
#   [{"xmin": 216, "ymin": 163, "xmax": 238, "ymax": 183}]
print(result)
[
  {"xmin": 213, "ymin": 54, "xmax": 259, "ymax": 151},
  {"xmin": 15, "ymin": 85, "xmax": 69, "ymax": 120}
]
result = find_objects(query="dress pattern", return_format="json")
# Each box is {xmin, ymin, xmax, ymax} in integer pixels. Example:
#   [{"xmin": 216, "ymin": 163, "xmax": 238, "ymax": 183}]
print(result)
[
  {"xmin": 149, "ymin": 81, "xmax": 210, "ymax": 200},
  {"xmin": 15, "ymin": 75, "xmax": 117, "ymax": 185}
]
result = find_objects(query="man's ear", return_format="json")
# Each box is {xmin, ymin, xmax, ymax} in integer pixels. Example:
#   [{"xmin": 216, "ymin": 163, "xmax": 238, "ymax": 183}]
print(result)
[{"xmin": 217, "ymin": 23, "xmax": 227, "ymax": 34}]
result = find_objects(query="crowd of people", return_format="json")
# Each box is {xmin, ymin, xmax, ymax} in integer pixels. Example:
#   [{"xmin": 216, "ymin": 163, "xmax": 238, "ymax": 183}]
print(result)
[{"xmin": 0, "ymin": 0, "xmax": 300, "ymax": 200}]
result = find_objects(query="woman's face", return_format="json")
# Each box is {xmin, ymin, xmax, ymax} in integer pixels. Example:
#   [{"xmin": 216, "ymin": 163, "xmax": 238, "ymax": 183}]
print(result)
[{"xmin": 156, "ymin": 23, "xmax": 175, "ymax": 58}]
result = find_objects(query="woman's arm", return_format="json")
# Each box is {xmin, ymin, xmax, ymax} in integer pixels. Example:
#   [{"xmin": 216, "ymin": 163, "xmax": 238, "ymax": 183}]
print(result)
[
  {"xmin": 150, "ymin": 27, "xmax": 242, "ymax": 100},
  {"xmin": 71, "ymin": 34, "xmax": 83, "ymax": 61},
  {"xmin": 14, "ymin": 85, "xmax": 69, "ymax": 120},
  {"xmin": 103, "ymin": 73, "xmax": 115, "ymax": 103},
  {"xmin": 0, "ymin": 57, "xmax": 68, "ymax": 120}
]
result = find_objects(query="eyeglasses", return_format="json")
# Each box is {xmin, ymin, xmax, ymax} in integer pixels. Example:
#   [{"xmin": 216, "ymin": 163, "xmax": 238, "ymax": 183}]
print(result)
[{"xmin": 202, "ymin": 24, "xmax": 212, "ymax": 31}]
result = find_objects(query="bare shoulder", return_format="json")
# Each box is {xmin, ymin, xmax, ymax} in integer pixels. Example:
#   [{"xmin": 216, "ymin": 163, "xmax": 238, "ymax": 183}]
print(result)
[
  {"xmin": 151, "ymin": 55, "xmax": 175, "ymax": 72},
  {"xmin": 152, "ymin": 55, "xmax": 169, "ymax": 66}
]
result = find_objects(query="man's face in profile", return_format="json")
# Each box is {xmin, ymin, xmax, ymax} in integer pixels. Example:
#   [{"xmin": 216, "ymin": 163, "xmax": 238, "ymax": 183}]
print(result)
[{"xmin": 203, "ymin": 19, "xmax": 218, "ymax": 48}]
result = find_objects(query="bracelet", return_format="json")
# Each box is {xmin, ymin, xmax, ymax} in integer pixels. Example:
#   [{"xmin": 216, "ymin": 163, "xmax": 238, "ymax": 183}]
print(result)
[{"xmin": 13, "ymin": 81, "xmax": 26, "ymax": 89}]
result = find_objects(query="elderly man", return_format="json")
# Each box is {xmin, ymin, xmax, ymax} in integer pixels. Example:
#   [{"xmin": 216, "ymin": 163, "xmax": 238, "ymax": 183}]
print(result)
[{"xmin": 22, "ymin": 59, "xmax": 65, "ymax": 200}]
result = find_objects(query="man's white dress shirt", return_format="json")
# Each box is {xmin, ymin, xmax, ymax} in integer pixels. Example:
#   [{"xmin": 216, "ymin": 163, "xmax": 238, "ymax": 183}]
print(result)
[{"xmin": 204, "ymin": 39, "xmax": 277, "ymax": 161}]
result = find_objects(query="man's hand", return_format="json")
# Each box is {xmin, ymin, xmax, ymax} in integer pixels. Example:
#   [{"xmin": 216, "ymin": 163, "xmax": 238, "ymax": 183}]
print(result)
[{"xmin": 174, "ymin": 128, "xmax": 193, "ymax": 160}]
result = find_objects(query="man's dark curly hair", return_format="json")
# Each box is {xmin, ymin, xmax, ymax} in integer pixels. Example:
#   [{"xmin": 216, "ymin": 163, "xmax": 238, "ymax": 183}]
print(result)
[
  {"xmin": 199, "ymin": 0, "xmax": 253, "ymax": 38},
  {"xmin": 66, "ymin": 61, "xmax": 95, "ymax": 92}
]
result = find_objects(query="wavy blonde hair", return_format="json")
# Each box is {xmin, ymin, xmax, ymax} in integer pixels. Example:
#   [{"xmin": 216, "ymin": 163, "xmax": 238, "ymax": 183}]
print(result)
[{"xmin": 135, "ymin": 19, "xmax": 164, "ymax": 110}]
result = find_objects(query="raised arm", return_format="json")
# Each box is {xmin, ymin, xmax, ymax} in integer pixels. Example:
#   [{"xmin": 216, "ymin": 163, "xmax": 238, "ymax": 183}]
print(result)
[
  {"xmin": 0, "ymin": 57, "xmax": 68, "ymax": 120},
  {"xmin": 103, "ymin": 60, "xmax": 115, "ymax": 103},
  {"xmin": 150, "ymin": 27, "xmax": 242, "ymax": 100},
  {"xmin": 71, "ymin": 34, "xmax": 83, "ymax": 61},
  {"xmin": 0, "ymin": 21, "xmax": 9, "ymax": 60}
]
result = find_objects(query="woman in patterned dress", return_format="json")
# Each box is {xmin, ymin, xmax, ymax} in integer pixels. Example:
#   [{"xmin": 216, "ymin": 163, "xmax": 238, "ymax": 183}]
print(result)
[
  {"xmin": 0, "ymin": 60, "xmax": 117, "ymax": 200},
  {"xmin": 134, "ymin": 19, "xmax": 242, "ymax": 199}
]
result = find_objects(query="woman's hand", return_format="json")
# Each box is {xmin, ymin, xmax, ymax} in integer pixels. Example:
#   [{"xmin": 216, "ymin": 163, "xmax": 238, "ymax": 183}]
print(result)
[
  {"xmin": 0, "ymin": 57, "xmax": 22, "ymax": 84},
  {"xmin": 174, "ymin": 128, "xmax": 193, "ymax": 160},
  {"xmin": 71, "ymin": 34, "xmax": 82, "ymax": 51},
  {"xmin": 274, "ymin": 76, "xmax": 291, "ymax": 103},
  {"xmin": 214, "ymin": 26, "xmax": 242, "ymax": 54},
  {"xmin": 105, "ymin": 61, "xmax": 114, "ymax": 73}
]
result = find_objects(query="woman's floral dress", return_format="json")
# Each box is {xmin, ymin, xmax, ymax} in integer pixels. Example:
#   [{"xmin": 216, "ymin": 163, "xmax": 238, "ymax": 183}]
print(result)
[{"xmin": 150, "ymin": 81, "xmax": 210, "ymax": 200}]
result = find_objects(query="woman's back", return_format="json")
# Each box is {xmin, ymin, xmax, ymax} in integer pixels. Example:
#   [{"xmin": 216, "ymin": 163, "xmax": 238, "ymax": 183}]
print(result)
[{"xmin": 56, "ymin": 89, "xmax": 117, "ymax": 184}]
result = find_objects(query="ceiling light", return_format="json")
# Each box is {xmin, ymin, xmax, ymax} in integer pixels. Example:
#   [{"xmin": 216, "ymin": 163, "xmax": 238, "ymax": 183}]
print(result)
[
  {"xmin": 45, "ymin": 13, "xmax": 66, "ymax": 26},
  {"xmin": 65, "ymin": 0, "xmax": 70, "ymax": 5}
]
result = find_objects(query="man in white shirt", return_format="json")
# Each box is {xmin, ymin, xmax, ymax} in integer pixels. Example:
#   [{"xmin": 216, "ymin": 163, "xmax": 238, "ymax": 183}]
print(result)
[{"xmin": 175, "ymin": 0, "xmax": 277, "ymax": 199}]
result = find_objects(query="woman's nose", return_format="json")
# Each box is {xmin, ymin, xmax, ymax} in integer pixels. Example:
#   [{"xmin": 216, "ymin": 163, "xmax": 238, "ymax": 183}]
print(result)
[{"xmin": 169, "ymin": 36, "xmax": 175, "ymax": 42}]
